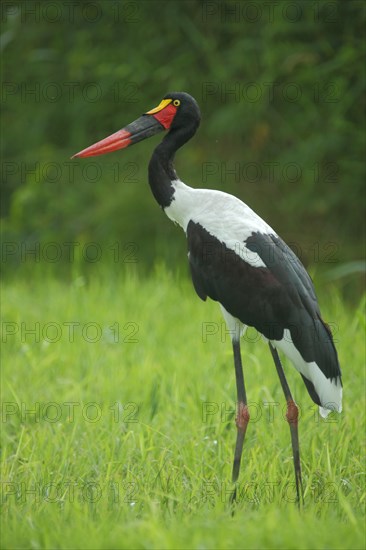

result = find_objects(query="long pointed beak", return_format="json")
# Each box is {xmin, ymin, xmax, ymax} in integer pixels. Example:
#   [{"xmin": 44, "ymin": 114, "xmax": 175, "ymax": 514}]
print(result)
[
  {"xmin": 72, "ymin": 99, "xmax": 178, "ymax": 159},
  {"xmin": 72, "ymin": 115, "xmax": 165, "ymax": 159}
]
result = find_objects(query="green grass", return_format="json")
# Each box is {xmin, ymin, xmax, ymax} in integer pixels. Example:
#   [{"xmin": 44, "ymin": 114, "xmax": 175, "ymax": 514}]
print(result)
[{"xmin": 1, "ymin": 266, "xmax": 365, "ymax": 549}]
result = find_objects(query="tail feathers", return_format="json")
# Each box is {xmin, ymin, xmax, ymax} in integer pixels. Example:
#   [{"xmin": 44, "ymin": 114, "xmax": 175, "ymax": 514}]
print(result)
[
  {"xmin": 290, "ymin": 315, "xmax": 342, "ymax": 382},
  {"xmin": 273, "ymin": 332, "xmax": 343, "ymax": 415},
  {"xmin": 314, "ymin": 316, "xmax": 342, "ymax": 382},
  {"xmin": 300, "ymin": 374, "xmax": 321, "ymax": 405},
  {"xmin": 296, "ymin": 318, "xmax": 343, "ymax": 415},
  {"xmin": 320, "ymin": 407, "xmax": 332, "ymax": 419},
  {"xmin": 319, "ymin": 397, "xmax": 342, "ymax": 418},
  {"xmin": 301, "ymin": 372, "xmax": 343, "ymax": 416}
]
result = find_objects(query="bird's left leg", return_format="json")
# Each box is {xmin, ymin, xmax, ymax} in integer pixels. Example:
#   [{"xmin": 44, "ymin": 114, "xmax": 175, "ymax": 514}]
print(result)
[
  {"xmin": 231, "ymin": 338, "xmax": 250, "ymax": 503},
  {"xmin": 269, "ymin": 343, "xmax": 304, "ymax": 507}
]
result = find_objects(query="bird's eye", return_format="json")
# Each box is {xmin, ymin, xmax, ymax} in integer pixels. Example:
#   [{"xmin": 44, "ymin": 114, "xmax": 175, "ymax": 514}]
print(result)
[{"xmin": 173, "ymin": 99, "xmax": 180, "ymax": 107}]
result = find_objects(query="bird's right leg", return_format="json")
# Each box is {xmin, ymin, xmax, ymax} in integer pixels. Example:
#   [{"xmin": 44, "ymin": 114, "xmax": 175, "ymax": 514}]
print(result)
[
  {"xmin": 269, "ymin": 343, "xmax": 304, "ymax": 507},
  {"xmin": 230, "ymin": 338, "xmax": 250, "ymax": 504}
]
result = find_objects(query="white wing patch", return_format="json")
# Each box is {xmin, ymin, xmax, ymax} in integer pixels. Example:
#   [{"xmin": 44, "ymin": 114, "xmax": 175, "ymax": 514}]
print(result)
[{"xmin": 165, "ymin": 180, "xmax": 273, "ymax": 268}]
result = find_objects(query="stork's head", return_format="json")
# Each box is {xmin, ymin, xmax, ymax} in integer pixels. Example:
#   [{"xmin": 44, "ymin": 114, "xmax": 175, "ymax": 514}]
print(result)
[{"xmin": 72, "ymin": 92, "xmax": 201, "ymax": 158}]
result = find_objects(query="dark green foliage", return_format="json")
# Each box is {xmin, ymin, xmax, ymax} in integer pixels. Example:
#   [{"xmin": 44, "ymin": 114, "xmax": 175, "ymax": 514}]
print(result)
[{"xmin": 2, "ymin": 0, "xmax": 365, "ymax": 271}]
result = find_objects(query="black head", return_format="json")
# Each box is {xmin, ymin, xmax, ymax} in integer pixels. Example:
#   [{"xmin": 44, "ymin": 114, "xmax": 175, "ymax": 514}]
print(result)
[{"xmin": 162, "ymin": 92, "xmax": 201, "ymax": 132}]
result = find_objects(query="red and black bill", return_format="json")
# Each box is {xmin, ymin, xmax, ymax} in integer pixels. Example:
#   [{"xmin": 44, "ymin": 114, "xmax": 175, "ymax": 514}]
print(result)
[{"xmin": 72, "ymin": 98, "xmax": 178, "ymax": 159}]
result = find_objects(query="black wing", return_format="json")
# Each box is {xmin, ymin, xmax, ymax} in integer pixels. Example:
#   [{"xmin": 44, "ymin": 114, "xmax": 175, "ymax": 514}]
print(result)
[{"xmin": 187, "ymin": 221, "xmax": 341, "ymax": 381}]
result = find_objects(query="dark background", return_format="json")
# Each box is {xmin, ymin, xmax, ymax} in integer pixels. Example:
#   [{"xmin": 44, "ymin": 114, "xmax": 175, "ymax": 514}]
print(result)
[{"xmin": 1, "ymin": 0, "xmax": 365, "ymax": 285}]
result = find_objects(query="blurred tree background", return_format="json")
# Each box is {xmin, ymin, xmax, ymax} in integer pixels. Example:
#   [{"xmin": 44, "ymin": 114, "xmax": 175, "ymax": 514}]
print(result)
[{"xmin": 1, "ymin": 0, "xmax": 365, "ymax": 283}]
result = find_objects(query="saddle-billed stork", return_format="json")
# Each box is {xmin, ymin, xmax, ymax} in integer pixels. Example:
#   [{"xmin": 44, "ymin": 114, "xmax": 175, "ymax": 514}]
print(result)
[{"xmin": 73, "ymin": 92, "xmax": 342, "ymax": 505}]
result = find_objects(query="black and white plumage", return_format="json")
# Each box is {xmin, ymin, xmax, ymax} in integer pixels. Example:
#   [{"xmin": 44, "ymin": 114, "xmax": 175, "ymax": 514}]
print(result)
[{"xmin": 73, "ymin": 91, "xmax": 342, "ymax": 504}]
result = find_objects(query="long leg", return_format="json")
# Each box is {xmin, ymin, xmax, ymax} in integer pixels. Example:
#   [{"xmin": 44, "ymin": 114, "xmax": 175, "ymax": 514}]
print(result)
[
  {"xmin": 269, "ymin": 343, "xmax": 304, "ymax": 507},
  {"xmin": 231, "ymin": 338, "xmax": 250, "ymax": 503}
]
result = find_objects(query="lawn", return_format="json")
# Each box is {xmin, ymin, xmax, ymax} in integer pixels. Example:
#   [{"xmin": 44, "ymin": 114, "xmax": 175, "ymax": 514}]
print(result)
[{"xmin": 1, "ymin": 265, "xmax": 365, "ymax": 549}]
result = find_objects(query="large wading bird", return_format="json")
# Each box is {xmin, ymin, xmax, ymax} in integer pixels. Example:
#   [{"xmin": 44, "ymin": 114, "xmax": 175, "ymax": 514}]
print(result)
[{"xmin": 73, "ymin": 92, "xmax": 342, "ymax": 505}]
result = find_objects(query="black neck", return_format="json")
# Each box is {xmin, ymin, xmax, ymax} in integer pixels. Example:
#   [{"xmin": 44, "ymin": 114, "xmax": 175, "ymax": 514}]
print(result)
[{"xmin": 148, "ymin": 124, "xmax": 197, "ymax": 209}]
